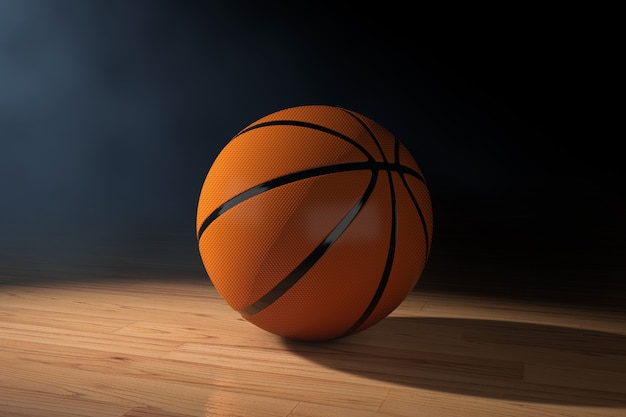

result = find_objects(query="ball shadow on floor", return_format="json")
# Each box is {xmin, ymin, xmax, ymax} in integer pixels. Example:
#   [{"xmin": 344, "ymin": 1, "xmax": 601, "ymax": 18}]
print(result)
[{"xmin": 282, "ymin": 316, "xmax": 626, "ymax": 407}]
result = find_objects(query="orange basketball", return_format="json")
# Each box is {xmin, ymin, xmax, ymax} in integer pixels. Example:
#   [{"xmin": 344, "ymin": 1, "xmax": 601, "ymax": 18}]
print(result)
[{"xmin": 196, "ymin": 105, "xmax": 433, "ymax": 341}]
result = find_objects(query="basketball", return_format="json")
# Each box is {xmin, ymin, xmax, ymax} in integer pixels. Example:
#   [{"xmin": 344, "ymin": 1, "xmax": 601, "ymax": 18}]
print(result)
[{"xmin": 196, "ymin": 105, "xmax": 433, "ymax": 341}]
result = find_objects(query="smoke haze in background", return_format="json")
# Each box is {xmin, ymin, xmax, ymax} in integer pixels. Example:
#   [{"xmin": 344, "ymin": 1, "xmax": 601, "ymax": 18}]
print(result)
[
  {"xmin": 0, "ymin": 1, "xmax": 320, "ymax": 256},
  {"xmin": 0, "ymin": 2, "xmax": 522, "ymax": 248}
]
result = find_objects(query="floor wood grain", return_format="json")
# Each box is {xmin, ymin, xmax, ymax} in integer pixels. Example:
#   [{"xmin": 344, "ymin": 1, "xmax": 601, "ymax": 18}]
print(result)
[{"xmin": 1, "ymin": 277, "xmax": 625, "ymax": 416}]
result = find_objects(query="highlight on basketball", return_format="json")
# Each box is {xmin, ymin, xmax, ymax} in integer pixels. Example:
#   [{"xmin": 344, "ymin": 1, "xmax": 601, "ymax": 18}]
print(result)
[{"xmin": 196, "ymin": 105, "xmax": 433, "ymax": 341}]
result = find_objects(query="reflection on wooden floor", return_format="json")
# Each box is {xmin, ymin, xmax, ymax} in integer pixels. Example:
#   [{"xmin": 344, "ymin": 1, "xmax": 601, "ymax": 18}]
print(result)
[{"xmin": 1, "ymin": 275, "xmax": 625, "ymax": 416}]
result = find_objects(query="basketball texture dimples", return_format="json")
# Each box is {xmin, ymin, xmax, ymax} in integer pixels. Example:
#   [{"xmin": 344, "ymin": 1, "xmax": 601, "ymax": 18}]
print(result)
[{"xmin": 196, "ymin": 105, "xmax": 433, "ymax": 341}]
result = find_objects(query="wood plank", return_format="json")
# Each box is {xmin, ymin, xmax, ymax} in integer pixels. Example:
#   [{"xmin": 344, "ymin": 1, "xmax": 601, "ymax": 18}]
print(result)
[
  {"xmin": 287, "ymin": 401, "xmax": 380, "ymax": 417},
  {"xmin": 0, "ymin": 321, "xmax": 182, "ymax": 357},
  {"xmin": 525, "ymin": 364, "xmax": 626, "ymax": 395},
  {"xmin": 0, "ymin": 349, "xmax": 211, "ymax": 416},
  {"xmin": 165, "ymin": 344, "xmax": 389, "ymax": 412},
  {"xmin": 0, "ymin": 305, "xmax": 134, "ymax": 334},
  {"xmin": 379, "ymin": 387, "xmax": 625, "ymax": 417}
]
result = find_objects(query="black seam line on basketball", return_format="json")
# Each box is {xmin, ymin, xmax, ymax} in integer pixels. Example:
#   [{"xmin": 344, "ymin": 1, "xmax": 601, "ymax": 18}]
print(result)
[
  {"xmin": 399, "ymin": 172, "xmax": 431, "ymax": 259},
  {"xmin": 196, "ymin": 161, "xmax": 425, "ymax": 240},
  {"xmin": 238, "ymin": 170, "xmax": 379, "ymax": 318},
  {"xmin": 340, "ymin": 109, "xmax": 388, "ymax": 162},
  {"xmin": 341, "ymin": 169, "xmax": 397, "ymax": 338},
  {"xmin": 394, "ymin": 135, "xmax": 400, "ymax": 165},
  {"xmin": 393, "ymin": 136, "xmax": 430, "ymax": 257},
  {"xmin": 236, "ymin": 120, "xmax": 375, "ymax": 162}
]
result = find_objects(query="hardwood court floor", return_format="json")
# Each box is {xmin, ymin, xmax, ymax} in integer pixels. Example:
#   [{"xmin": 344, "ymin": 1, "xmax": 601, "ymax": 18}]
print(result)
[{"xmin": 1, "ymin": 275, "xmax": 625, "ymax": 417}]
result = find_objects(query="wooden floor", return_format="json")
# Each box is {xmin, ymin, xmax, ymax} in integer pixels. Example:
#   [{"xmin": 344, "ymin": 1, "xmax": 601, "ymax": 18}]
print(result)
[{"xmin": 1, "ymin": 274, "xmax": 626, "ymax": 417}]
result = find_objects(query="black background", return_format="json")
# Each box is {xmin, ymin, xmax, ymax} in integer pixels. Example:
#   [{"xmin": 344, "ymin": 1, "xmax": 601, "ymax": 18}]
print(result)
[{"xmin": 1, "ymin": 2, "xmax": 623, "ymax": 308}]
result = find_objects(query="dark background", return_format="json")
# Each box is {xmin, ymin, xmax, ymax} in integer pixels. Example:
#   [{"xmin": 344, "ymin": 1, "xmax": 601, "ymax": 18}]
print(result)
[{"xmin": 1, "ymin": 2, "xmax": 623, "ymax": 308}]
